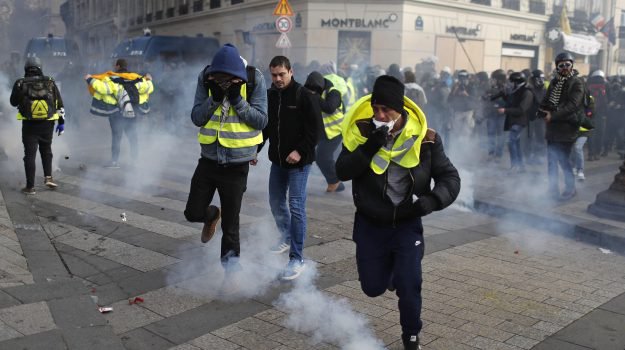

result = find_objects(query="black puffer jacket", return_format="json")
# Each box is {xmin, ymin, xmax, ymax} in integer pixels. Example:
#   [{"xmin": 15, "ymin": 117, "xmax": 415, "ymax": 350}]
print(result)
[
  {"xmin": 541, "ymin": 72, "xmax": 584, "ymax": 143},
  {"xmin": 265, "ymin": 80, "xmax": 319, "ymax": 168},
  {"xmin": 504, "ymin": 86, "xmax": 533, "ymax": 130},
  {"xmin": 336, "ymin": 125, "xmax": 460, "ymax": 226}
]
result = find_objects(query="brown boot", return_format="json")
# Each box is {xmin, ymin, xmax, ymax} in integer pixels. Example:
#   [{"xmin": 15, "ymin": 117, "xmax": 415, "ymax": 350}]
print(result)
[{"xmin": 201, "ymin": 205, "xmax": 220, "ymax": 243}]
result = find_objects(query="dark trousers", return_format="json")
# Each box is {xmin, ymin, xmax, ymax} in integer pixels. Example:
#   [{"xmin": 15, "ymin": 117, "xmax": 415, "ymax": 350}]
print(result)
[
  {"xmin": 547, "ymin": 141, "xmax": 575, "ymax": 194},
  {"xmin": 108, "ymin": 113, "xmax": 138, "ymax": 162},
  {"xmin": 22, "ymin": 121, "xmax": 54, "ymax": 188},
  {"xmin": 184, "ymin": 158, "xmax": 249, "ymax": 261},
  {"xmin": 353, "ymin": 212, "xmax": 425, "ymax": 336},
  {"xmin": 315, "ymin": 136, "xmax": 342, "ymax": 185}
]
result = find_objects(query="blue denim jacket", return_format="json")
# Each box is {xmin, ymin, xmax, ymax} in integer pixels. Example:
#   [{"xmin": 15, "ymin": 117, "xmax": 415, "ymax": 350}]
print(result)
[{"xmin": 191, "ymin": 68, "xmax": 268, "ymax": 165}]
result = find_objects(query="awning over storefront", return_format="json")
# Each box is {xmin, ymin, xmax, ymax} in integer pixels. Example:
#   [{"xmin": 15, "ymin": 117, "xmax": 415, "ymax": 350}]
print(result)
[{"xmin": 562, "ymin": 33, "xmax": 601, "ymax": 56}]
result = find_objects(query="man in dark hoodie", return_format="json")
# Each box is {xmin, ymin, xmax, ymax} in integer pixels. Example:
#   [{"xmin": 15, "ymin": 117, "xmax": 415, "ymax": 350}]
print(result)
[
  {"xmin": 498, "ymin": 72, "xmax": 533, "ymax": 172},
  {"xmin": 305, "ymin": 71, "xmax": 345, "ymax": 192},
  {"xmin": 539, "ymin": 52, "xmax": 584, "ymax": 201},
  {"xmin": 10, "ymin": 57, "xmax": 65, "ymax": 194},
  {"xmin": 265, "ymin": 56, "xmax": 319, "ymax": 280}
]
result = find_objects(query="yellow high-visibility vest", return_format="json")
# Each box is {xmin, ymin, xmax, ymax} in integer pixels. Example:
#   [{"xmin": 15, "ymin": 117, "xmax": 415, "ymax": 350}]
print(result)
[
  {"xmin": 321, "ymin": 86, "xmax": 344, "ymax": 139},
  {"xmin": 342, "ymin": 95, "xmax": 428, "ymax": 174},
  {"xmin": 197, "ymin": 83, "xmax": 263, "ymax": 148}
]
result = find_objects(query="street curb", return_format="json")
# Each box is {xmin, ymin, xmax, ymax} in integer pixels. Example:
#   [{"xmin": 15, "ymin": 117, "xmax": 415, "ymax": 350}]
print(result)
[{"xmin": 473, "ymin": 198, "xmax": 625, "ymax": 255}]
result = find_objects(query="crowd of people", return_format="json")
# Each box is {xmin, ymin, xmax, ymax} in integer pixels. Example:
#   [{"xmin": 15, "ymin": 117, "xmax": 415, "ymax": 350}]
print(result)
[{"xmin": 6, "ymin": 43, "xmax": 625, "ymax": 350}]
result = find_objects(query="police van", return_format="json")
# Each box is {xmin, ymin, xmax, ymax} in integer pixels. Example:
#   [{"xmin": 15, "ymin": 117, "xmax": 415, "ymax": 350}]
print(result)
[
  {"xmin": 111, "ymin": 35, "xmax": 220, "ymax": 77},
  {"xmin": 23, "ymin": 34, "xmax": 81, "ymax": 78}
]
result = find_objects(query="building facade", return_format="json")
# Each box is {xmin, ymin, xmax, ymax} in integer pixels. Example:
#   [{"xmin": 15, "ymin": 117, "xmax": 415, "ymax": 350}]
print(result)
[{"xmin": 63, "ymin": 0, "xmax": 618, "ymax": 75}]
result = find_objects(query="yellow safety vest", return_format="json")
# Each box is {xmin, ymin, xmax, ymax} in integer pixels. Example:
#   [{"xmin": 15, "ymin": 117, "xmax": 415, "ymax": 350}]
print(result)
[
  {"xmin": 324, "ymin": 73, "xmax": 348, "ymax": 97},
  {"xmin": 321, "ymin": 86, "xmax": 344, "ymax": 139},
  {"xmin": 346, "ymin": 77, "xmax": 357, "ymax": 109},
  {"xmin": 342, "ymin": 95, "xmax": 428, "ymax": 174},
  {"xmin": 197, "ymin": 84, "xmax": 263, "ymax": 148}
]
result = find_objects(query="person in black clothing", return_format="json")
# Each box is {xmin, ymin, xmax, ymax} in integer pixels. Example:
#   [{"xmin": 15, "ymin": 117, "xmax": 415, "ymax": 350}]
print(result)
[
  {"xmin": 586, "ymin": 70, "xmax": 609, "ymax": 161},
  {"xmin": 498, "ymin": 72, "xmax": 533, "ymax": 172},
  {"xmin": 10, "ymin": 57, "xmax": 65, "ymax": 195},
  {"xmin": 304, "ymin": 71, "xmax": 345, "ymax": 192},
  {"xmin": 540, "ymin": 52, "xmax": 584, "ymax": 201},
  {"xmin": 526, "ymin": 70, "xmax": 547, "ymax": 164},
  {"xmin": 264, "ymin": 56, "xmax": 319, "ymax": 280},
  {"xmin": 336, "ymin": 75, "xmax": 460, "ymax": 350}
]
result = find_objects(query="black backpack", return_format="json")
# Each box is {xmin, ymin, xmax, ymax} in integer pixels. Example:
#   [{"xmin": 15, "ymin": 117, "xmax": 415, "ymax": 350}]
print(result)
[
  {"xmin": 111, "ymin": 77, "xmax": 142, "ymax": 107},
  {"xmin": 202, "ymin": 65, "xmax": 256, "ymax": 99},
  {"xmin": 18, "ymin": 76, "xmax": 56, "ymax": 119}
]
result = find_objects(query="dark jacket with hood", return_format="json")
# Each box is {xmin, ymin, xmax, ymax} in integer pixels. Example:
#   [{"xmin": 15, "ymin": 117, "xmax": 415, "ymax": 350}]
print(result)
[
  {"xmin": 304, "ymin": 72, "xmax": 342, "ymax": 141},
  {"xmin": 503, "ymin": 84, "xmax": 533, "ymax": 130},
  {"xmin": 541, "ymin": 70, "xmax": 584, "ymax": 143},
  {"xmin": 336, "ymin": 119, "xmax": 460, "ymax": 226},
  {"xmin": 264, "ymin": 79, "xmax": 319, "ymax": 168},
  {"xmin": 10, "ymin": 66, "xmax": 64, "ymax": 126}
]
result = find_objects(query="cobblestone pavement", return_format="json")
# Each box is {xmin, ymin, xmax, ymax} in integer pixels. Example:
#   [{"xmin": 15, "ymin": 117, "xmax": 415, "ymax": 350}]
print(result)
[{"xmin": 0, "ymin": 121, "xmax": 624, "ymax": 350}]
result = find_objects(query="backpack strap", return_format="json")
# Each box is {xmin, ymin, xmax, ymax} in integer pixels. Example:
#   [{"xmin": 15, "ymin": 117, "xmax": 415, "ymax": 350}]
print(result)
[{"xmin": 246, "ymin": 65, "xmax": 256, "ymax": 99}]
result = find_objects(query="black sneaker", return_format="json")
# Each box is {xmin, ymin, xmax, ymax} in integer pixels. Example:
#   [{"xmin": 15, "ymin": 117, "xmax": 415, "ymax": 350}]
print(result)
[
  {"xmin": 402, "ymin": 334, "xmax": 421, "ymax": 350},
  {"xmin": 21, "ymin": 187, "xmax": 36, "ymax": 195}
]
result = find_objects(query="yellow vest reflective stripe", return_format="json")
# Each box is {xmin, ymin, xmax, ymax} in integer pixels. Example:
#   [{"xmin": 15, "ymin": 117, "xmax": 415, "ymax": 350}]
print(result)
[
  {"xmin": 321, "ymin": 87, "xmax": 344, "ymax": 139},
  {"xmin": 17, "ymin": 110, "xmax": 59, "ymax": 121},
  {"xmin": 342, "ymin": 95, "xmax": 428, "ymax": 174},
  {"xmin": 197, "ymin": 83, "xmax": 263, "ymax": 148}
]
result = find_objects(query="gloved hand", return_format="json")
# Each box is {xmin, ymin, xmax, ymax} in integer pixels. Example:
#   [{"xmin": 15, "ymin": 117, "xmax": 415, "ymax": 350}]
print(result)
[
  {"xmin": 360, "ymin": 125, "xmax": 389, "ymax": 156},
  {"xmin": 56, "ymin": 123, "xmax": 64, "ymax": 136},
  {"xmin": 413, "ymin": 195, "xmax": 436, "ymax": 217},
  {"xmin": 57, "ymin": 108, "xmax": 65, "ymax": 118},
  {"xmin": 226, "ymin": 82, "xmax": 243, "ymax": 105},
  {"xmin": 206, "ymin": 79, "xmax": 224, "ymax": 103}
]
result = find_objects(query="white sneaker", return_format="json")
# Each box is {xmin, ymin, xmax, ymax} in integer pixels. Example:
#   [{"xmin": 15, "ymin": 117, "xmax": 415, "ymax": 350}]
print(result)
[
  {"xmin": 270, "ymin": 242, "xmax": 289, "ymax": 254},
  {"xmin": 44, "ymin": 176, "xmax": 58, "ymax": 188},
  {"xmin": 281, "ymin": 260, "xmax": 305, "ymax": 280},
  {"xmin": 577, "ymin": 171, "xmax": 585, "ymax": 181}
]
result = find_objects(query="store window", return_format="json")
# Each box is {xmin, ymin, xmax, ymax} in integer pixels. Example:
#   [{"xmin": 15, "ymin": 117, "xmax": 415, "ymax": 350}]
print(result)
[
  {"xmin": 529, "ymin": 0, "xmax": 545, "ymax": 14},
  {"xmin": 502, "ymin": 0, "xmax": 520, "ymax": 11},
  {"xmin": 574, "ymin": 0, "xmax": 591, "ymax": 20},
  {"xmin": 210, "ymin": 0, "xmax": 221, "ymax": 9},
  {"xmin": 231, "ymin": 0, "xmax": 244, "ymax": 4},
  {"xmin": 470, "ymin": 0, "xmax": 491, "ymax": 5}
]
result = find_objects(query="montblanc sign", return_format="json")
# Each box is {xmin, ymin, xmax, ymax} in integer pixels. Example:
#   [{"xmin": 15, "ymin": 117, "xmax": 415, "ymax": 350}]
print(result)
[
  {"xmin": 446, "ymin": 25, "xmax": 481, "ymax": 36},
  {"xmin": 321, "ymin": 14, "xmax": 398, "ymax": 29}
]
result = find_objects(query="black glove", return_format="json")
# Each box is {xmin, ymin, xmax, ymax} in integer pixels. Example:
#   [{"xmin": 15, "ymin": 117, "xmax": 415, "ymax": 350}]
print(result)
[
  {"xmin": 206, "ymin": 79, "xmax": 224, "ymax": 103},
  {"xmin": 227, "ymin": 82, "xmax": 243, "ymax": 105},
  {"xmin": 413, "ymin": 195, "xmax": 436, "ymax": 217},
  {"xmin": 360, "ymin": 125, "xmax": 389, "ymax": 156}
]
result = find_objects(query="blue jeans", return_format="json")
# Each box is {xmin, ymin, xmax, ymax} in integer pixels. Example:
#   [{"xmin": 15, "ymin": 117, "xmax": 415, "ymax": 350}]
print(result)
[
  {"xmin": 269, "ymin": 163, "xmax": 311, "ymax": 262},
  {"xmin": 353, "ymin": 213, "xmax": 425, "ymax": 336},
  {"xmin": 507, "ymin": 124, "xmax": 524, "ymax": 168},
  {"xmin": 547, "ymin": 141, "xmax": 575, "ymax": 194},
  {"xmin": 486, "ymin": 116, "xmax": 505, "ymax": 157},
  {"xmin": 572, "ymin": 135, "xmax": 588, "ymax": 171}
]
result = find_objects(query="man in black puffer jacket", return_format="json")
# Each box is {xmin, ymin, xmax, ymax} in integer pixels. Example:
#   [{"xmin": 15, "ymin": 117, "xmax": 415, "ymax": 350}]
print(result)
[
  {"xmin": 336, "ymin": 75, "xmax": 460, "ymax": 350},
  {"xmin": 539, "ymin": 52, "xmax": 584, "ymax": 201},
  {"xmin": 263, "ymin": 56, "xmax": 319, "ymax": 281}
]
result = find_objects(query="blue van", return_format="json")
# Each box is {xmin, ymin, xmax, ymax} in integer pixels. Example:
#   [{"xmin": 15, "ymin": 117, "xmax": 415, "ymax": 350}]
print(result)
[
  {"xmin": 111, "ymin": 35, "xmax": 220, "ymax": 76},
  {"xmin": 24, "ymin": 35, "xmax": 81, "ymax": 77}
]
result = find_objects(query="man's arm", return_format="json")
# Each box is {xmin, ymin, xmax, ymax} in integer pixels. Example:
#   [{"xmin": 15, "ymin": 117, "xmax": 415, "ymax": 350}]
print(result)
[
  {"xmin": 319, "ymin": 89, "xmax": 341, "ymax": 114},
  {"xmin": 233, "ymin": 68, "xmax": 268, "ymax": 130},
  {"xmin": 505, "ymin": 90, "xmax": 533, "ymax": 117},
  {"xmin": 427, "ymin": 133, "xmax": 461, "ymax": 210},
  {"xmin": 190, "ymin": 71, "xmax": 221, "ymax": 127},
  {"xmin": 336, "ymin": 145, "xmax": 373, "ymax": 181},
  {"xmin": 53, "ymin": 81, "xmax": 64, "ymax": 110},
  {"xmin": 9, "ymin": 80, "xmax": 22, "ymax": 107}
]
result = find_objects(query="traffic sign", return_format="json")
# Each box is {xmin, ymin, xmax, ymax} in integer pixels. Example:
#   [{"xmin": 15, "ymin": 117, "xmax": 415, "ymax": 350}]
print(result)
[
  {"xmin": 273, "ymin": 0, "xmax": 293, "ymax": 16},
  {"xmin": 276, "ymin": 33, "xmax": 292, "ymax": 48},
  {"xmin": 275, "ymin": 16, "xmax": 292, "ymax": 33}
]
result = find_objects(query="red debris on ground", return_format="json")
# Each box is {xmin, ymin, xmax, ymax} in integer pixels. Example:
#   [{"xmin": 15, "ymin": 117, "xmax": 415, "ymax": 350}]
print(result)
[{"xmin": 128, "ymin": 297, "xmax": 144, "ymax": 305}]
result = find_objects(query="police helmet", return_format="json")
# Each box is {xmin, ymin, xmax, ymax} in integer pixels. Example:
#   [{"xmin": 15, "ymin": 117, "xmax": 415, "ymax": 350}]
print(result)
[
  {"xmin": 509, "ymin": 72, "xmax": 526, "ymax": 84},
  {"xmin": 476, "ymin": 71, "xmax": 489, "ymax": 82},
  {"xmin": 591, "ymin": 70, "xmax": 605, "ymax": 78},
  {"xmin": 555, "ymin": 52, "xmax": 574, "ymax": 64},
  {"xmin": 491, "ymin": 69, "xmax": 506, "ymax": 82},
  {"xmin": 24, "ymin": 57, "xmax": 42, "ymax": 70},
  {"xmin": 458, "ymin": 69, "xmax": 469, "ymax": 78},
  {"xmin": 531, "ymin": 70, "xmax": 544, "ymax": 79}
]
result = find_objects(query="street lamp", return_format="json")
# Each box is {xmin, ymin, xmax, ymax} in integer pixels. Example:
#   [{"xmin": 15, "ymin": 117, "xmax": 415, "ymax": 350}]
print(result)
[{"xmin": 588, "ymin": 159, "xmax": 625, "ymax": 221}]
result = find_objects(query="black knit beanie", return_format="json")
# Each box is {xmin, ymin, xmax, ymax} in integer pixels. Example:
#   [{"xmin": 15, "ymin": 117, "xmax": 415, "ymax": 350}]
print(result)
[{"xmin": 371, "ymin": 75, "xmax": 405, "ymax": 113}]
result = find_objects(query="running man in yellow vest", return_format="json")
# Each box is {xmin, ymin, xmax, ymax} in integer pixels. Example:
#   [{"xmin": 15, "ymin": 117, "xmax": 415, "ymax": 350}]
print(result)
[
  {"xmin": 336, "ymin": 75, "xmax": 460, "ymax": 350},
  {"xmin": 304, "ymin": 71, "xmax": 345, "ymax": 192},
  {"xmin": 184, "ymin": 44, "xmax": 267, "ymax": 290}
]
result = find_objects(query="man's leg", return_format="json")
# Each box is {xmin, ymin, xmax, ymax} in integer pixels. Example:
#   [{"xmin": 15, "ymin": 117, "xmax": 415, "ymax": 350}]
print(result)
[
  {"xmin": 353, "ymin": 212, "xmax": 393, "ymax": 298},
  {"xmin": 286, "ymin": 164, "xmax": 311, "ymax": 262},
  {"xmin": 21, "ymin": 124, "xmax": 39, "ymax": 189},
  {"xmin": 558, "ymin": 142, "xmax": 576, "ymax": 194},
  {"xmin": 315, "ymin": 136, "xmax": 342, "ymax": 186},
  {"xmin": 547, "ymin": 142, "xmax": 560, "ymax": 196},
  {"xmin": 215, "ymin": 162, "xmax": 249, "ymax": 266},
  {"xmin": 392, "ymin": 217, "xmax": 425, "ymax": 344},
  {"xmin": 184, "ymin": 158, "xmax": 217, "ymax": 223},
  {"xmin": 108, "ymin": 114, "xmax": 123, "ymax": 163},
  {"xmin": 125, "ymin": 118, "xmax": 139, "ymax": 161},
  {"xmin": 37, "ymin": 122, "xmax": 55, "ymax": 178},
  {"xmin": 269, "ymin": 163, "xmax": 291, "ymax": 246}
]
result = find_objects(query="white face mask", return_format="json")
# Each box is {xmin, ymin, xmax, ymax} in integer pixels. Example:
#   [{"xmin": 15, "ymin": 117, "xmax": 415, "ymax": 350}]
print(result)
[{"xmin": 372, "ymin": 118, "xmax": 396, "ymax": 132}]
